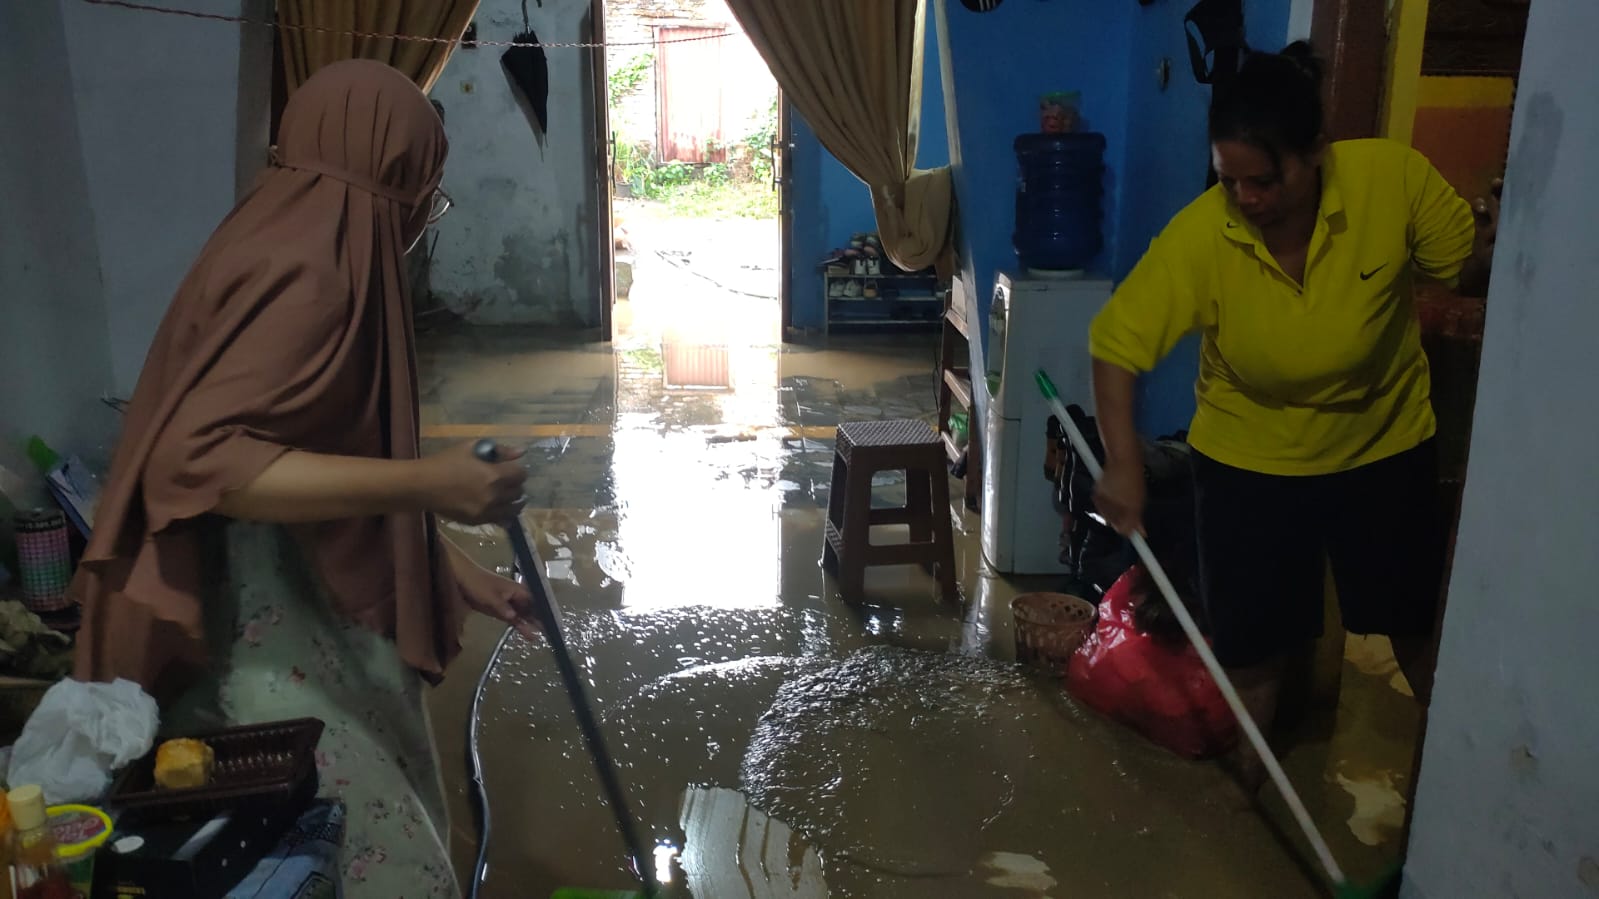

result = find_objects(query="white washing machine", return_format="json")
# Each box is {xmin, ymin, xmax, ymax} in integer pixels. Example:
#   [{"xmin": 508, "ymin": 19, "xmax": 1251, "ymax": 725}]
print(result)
[{"xmin": 981, "ymin": 272, "xmax": 1111, "ymax": 573}]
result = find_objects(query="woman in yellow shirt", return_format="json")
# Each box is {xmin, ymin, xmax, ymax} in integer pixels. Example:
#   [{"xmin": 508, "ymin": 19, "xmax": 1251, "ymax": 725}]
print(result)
[{"xmin": 1088, "ymin": 43, "xmax": 1496, "ymax": 782}]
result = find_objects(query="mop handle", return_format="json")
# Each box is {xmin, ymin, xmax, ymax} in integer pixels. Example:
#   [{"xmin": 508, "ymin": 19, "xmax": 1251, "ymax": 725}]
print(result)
[
  {"xmin": 1034, "ymin": 371, "xmax": 1347, "ymax": 888},
  {"xmin": 472, "ymin": 441, "xmax": 661, "ymax": 898}
]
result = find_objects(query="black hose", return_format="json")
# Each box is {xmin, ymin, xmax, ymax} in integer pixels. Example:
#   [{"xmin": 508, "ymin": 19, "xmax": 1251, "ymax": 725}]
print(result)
[
  {"xmin": 468, "ymin": 439, "xmax": 660, "ymax": 898},
  {"xmin": 467, "ymin": 623, "xmax": 517, "ymax": 899}
]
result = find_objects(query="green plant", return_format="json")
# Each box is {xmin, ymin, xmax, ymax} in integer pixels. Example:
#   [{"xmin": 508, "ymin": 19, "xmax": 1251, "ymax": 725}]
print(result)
[
  {"xmin": 641, "ymin": 160, "xmax": 694, "ymax": 198},
  {"xmin": 607, "ymin": 51, "xmax": 653, "ymax": 107},
  {"xmin": 741, "ymin": 96, "xmax": 780, "ymax": 184},
  {"xmin": 613, "ymin": 140, "xmax": 652, "ymax": 187},
  {"xmin": 704, "ymin": 162, "xmax": 731, "ymax": 186},
  {"xmin": 658, "ymin": 180, "xmax": 779, "ymax": 220}
]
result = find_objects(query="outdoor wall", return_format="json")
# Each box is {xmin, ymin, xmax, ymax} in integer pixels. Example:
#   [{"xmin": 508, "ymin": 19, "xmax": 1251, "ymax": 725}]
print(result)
[
  {"xmin": 1402, "ymin": 5, "xmax": 1599, "ymax": 897},
  {"xmin": 430, "ymin": 0, "xmax": 603, "ymax": 328},
  {"xmin": 603, "ymin": 0, "xmax": 729, "ymax": 153}
]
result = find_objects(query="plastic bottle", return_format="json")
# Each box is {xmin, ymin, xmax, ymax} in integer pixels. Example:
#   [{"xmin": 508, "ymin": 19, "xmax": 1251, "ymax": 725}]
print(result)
[
  {"xmin": 6, "ymin": 787, "xmax": 71, "ymax": 899},
  {"xmin": 0, "ymin": 787, "xmax": 15, "ymax": 899}
]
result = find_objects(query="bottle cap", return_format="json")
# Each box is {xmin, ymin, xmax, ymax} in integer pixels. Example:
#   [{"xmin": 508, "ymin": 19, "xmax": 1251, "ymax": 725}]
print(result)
[{"xmin": 9, "ymin": 785, "xmax": 47, "ymax": 831}]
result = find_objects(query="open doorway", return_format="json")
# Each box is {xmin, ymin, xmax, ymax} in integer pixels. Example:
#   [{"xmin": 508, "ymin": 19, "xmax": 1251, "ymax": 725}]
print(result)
[{"xmin": 597, "ymin": 0, "xmax": 785, "ymax": 379}]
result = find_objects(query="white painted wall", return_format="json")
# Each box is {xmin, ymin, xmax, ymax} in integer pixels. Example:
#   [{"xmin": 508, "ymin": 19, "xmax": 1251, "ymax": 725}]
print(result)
[
  {"xmin": 1288, "ymin": 0, "xmax": 1315, "ymax": 43},
  {"xmin": 0, "ymin": 0, "xmax": 269, "ymax": 455},
  {"xmin": 429, "ymin": 0, "xmax": 603, "ymax": 327},
  {"xmin": 58, "ymin": 0, "xmax": 272, "ymax": 392},
  {"xmin": 0, "ymin": 0, "xmax": 114, "ymax": 452},
  {"xmin": 1403, "ymin": 4, "xmax": 1599, "ymax": 898}
]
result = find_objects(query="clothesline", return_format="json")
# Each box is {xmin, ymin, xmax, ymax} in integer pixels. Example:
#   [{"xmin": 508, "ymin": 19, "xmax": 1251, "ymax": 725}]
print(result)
[{"xmin": 80, "ymin": 0, "xmax": 745, "ymax": 49}]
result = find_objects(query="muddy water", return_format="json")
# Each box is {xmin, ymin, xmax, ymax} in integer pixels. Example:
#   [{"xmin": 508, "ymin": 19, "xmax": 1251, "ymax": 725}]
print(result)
[
  {"xmin": 422, "ymin": 327, "xmax": 1409, "ymax": 898},
  {"xmin": 461, "ymin": 596, "xmax": 1328, "ymax": 898}
]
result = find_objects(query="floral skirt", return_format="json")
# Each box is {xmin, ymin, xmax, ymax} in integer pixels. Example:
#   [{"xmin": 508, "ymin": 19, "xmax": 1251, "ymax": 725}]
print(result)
[{"xmin": 166, "ymin": 522, "xmax": 460, "ymax": 899}]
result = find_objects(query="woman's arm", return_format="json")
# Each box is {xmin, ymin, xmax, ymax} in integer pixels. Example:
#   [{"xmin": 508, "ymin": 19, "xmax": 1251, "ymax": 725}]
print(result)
[
  {"xmin": 1456, "ymin": 178, "xmax": 1501, "ymax": 298},
  {"xmin": 1084, "ymin": 225, "xmax": 1208, "ymax": 536},
  {"xmin": 1091, "ymin": 359, "xmax": 1147, "ymax": 536},
  {"xmin": 442, "ymin": 537, "xmax": 540, "ymax": 641},
  {"xmin": 213, "ymin": 451, "xmax": 431, "ymax": 522},
  {"xmin": 214, "ymin": 442, "xmax": 527, "ymax": 525}
]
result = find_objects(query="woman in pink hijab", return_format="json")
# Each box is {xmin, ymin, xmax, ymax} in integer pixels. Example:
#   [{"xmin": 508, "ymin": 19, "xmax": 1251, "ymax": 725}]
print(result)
[{"xmin": 71, "ymin": 60, "xmax": 532, "ymax": 896}]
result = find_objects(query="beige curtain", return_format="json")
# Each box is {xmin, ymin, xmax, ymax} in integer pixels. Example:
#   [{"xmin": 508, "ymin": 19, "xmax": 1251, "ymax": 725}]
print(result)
[
  {"xmin": 726, "ymin": 0, "xmax": 953, "ymax": 272},
  {"xmin": 278, "ymin": 0, "xmax": 480, "ymax": 96}
]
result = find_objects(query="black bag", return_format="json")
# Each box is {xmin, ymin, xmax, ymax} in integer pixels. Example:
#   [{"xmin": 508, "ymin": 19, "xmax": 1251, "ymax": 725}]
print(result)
[{"xmin": 1048, "ymin": 407, "xmax": 1197, "ymax": 599}]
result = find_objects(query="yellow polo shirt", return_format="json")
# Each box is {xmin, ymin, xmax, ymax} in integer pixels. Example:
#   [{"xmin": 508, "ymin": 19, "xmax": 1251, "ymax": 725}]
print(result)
[{"xmin": 1089, "ymin": 139, "xmax": 1476, "ymax": 476}]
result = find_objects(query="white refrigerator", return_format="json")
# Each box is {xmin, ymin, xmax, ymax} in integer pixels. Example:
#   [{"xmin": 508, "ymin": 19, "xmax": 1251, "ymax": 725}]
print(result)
[{"xmin": 981, "ymin": 273, "xmax": 1112, "ymax": 573}]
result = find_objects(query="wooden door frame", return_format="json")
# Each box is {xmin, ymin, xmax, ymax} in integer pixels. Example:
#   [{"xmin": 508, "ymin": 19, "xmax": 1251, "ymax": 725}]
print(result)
[
  {"xmin": 1310, "ymin": 0, "xmax": 1389, "ymax": 140},
  {"xmin": 778, "ymin": 94, "xmax": 793, "ymax": 337},
  {"xmin": 590, "ymin": 0, "xmax": 616, "ymax": 339}
]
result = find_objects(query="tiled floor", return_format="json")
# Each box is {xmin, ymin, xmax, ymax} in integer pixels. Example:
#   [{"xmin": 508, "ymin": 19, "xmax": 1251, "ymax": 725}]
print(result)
[{"xmin": 418, "ymin": 219, "xmax": 1419, "ymax": 897}]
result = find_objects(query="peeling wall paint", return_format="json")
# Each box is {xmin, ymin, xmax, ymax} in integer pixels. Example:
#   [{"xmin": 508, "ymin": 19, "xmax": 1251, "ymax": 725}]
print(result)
[
  {"xmin": 1402, "ymin": 5, "xmax": 1599, "ymax": 898},
  {"xmin": 430, "ymin": 0, "xmax": 602, "ymax": 328}
]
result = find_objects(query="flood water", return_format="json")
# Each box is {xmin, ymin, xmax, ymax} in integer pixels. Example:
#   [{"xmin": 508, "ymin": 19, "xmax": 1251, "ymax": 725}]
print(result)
[{"xmin": 420, "ymin": 220, "xmax": 1417, "ymax": 898}]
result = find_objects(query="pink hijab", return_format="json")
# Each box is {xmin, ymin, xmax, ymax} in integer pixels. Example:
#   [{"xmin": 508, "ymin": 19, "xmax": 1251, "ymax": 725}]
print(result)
[{"xmin": 72, "ymin": 60, "xmax": 467, "ymax": 693}]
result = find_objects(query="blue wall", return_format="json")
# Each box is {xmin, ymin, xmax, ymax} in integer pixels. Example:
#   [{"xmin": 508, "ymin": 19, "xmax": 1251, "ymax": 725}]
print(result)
[
  {"xmin": 788, "ymin": 10, "xmax": 949, "ymax": 331},
  {"xmin": 1114, "ymin": 0, "xmax": 1291, "ymax": 435},
  {"xmin": 934, "ymin": 0, "xmax": 1289, "ymax": 436},
  {"xmin": 787, "ymin": 0, "xmax": 1291, "ymax": 433},
  {"xmin": 943, "ymin": 0, "xmax": 1134, "ymax": 304}
]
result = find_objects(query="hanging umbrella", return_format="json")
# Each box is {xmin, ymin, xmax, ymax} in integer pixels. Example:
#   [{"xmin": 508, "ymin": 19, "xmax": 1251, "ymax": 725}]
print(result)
[{"xmin": 501, "ymin": 0, "xmax": 549, "ymax": 135}]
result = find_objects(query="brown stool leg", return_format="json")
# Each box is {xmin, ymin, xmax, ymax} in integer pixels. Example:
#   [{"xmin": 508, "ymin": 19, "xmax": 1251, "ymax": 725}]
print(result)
[
  {"xmin": 822, "ymin": 450, "xmax": 847, "ymax": 573},
  {"xmin": 906, "ymin": 466, "xmax": 933, "ymax": 544},
  {"xmin": 838, "ymin": 459, "xmax": 875, "ymax": 601},
  {"xmin": 926, "ymin": 461, "xmax": 959, "ymax": 601}
]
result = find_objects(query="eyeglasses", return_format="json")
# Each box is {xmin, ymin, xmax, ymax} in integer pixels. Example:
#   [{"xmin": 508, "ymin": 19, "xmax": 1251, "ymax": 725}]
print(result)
[{"xmin": 426, "ymin": 186, "xmax": 453, "ymax": 224}]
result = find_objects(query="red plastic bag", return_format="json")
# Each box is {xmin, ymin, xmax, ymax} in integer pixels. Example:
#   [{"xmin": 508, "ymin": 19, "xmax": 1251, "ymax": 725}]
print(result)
[{"xmin": 1065, "ymin": 569, "xmax": 1237, "ymax": 759}]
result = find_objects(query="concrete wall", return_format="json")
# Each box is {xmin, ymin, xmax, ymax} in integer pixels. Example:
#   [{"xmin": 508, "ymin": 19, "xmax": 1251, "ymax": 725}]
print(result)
[
  {"xmin": 430, "ymin": 0, "xmax": 603, "ymax": 328},
  {"xmin": 0, "ymin": 0, "xmax": 114, "ymax": 454},
  {"xmin": 1403, "ymin": 5, "xmax": 1599, "ymax": 897},
  {"xmin": 58, "ymin": 0, "xmax": 272, "ymax": 393}
]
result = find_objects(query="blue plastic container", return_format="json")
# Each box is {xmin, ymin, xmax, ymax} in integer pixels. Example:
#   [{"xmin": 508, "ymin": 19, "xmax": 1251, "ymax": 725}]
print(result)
[{"xmin": 1013, "ymin": 132, "xmax": 1106, "ymax": 272}]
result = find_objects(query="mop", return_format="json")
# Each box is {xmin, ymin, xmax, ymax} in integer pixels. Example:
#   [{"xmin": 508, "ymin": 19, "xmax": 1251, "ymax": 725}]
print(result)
[
  {"xmin": 1034, "ymin": 370, "xmax": 1397, "ymax": 899},
  {"xmin": 469, "ymin": 441, "xmax": 657, "ymax": 899}
]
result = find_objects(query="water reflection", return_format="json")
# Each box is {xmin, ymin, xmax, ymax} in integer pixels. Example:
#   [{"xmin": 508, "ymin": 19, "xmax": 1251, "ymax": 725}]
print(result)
[{"xmin": 420, "ymin": 320, "xmax": 1408, "ymax": 898}]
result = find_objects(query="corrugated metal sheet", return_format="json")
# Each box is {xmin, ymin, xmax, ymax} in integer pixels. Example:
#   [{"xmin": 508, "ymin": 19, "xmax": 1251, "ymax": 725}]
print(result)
[
  {"xmin": 655, "ymin": 25, "xmax": 774, "ymax": 164},
  {"xmin": 657, "ymin": 26, "xmax": 728, "ymax": 163},
  {"xmin": 662, "ymin": 342, "xmax": 731, "ymax": 390}
]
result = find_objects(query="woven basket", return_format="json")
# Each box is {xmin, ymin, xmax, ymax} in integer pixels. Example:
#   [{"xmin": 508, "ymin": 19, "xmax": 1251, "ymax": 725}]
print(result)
[{"xmin": 1011, "ymin": 592, "xmax": 1096, "ymax": 673}]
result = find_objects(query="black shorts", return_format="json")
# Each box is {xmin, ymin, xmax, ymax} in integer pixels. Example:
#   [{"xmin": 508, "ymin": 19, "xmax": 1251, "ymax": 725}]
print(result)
[{"xmin": 1193, "ymin": 441, "xmax": 1446, "ymax": 669}]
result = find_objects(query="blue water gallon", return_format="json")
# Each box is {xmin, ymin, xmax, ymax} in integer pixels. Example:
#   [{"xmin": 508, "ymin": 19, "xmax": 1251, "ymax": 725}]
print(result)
[{"xmin": 1013, "ymin": 132, "xmax": 1106, "ymax": 272}]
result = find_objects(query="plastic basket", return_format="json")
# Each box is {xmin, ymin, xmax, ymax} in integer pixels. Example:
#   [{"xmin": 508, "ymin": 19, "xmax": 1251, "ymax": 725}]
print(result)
[{"xmin": 106, "ymin": 718, "xmax": 324, "ymax": 822}]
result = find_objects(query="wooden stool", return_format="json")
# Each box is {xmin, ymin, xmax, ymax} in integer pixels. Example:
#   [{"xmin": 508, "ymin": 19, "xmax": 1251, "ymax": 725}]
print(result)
[{"xmin": 822, "ymin": 420, "xmax": 959, "ymax": 601}]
